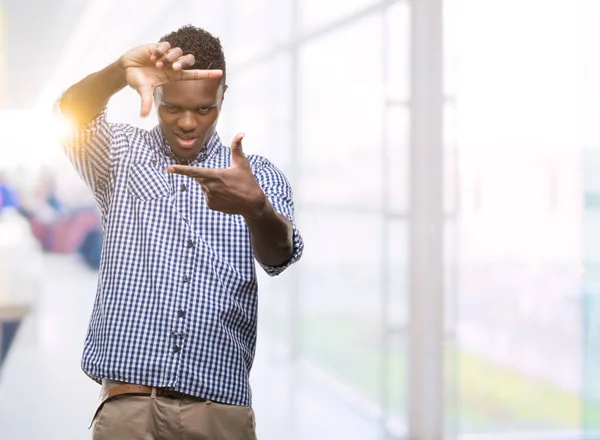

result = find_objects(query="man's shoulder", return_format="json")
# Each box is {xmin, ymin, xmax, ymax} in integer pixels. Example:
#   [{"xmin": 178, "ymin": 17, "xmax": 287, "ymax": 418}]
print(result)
[
  {"xmin": 245, "ymin": 154, "xmax": 292, "ymax": 186},
  {"xmin": 246, "ymin": 154, "xmax": 288, "ymax": 178},
  {"xmin": 246, "ymin": 153, "xmax": 270, "ymax": 168},
  {"xmin": 116, "ymin": 123, "xmax": 160, "ymax": 147},
  {"xmin": 122, "ymin": 122, "xmax": 156, "ymax": 137}
]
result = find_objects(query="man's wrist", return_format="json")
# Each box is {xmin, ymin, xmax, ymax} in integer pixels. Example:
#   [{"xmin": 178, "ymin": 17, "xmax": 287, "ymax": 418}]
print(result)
[
  {"xmin": 109, "ymin": 59, "xmax": 128, "ymax": 90},
  {"xmin": 243, "ymin": 193, "xmax": 269, "ymax": 221}
]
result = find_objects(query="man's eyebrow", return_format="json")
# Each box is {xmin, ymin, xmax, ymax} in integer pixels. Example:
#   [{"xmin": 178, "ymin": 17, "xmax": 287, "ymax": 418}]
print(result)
[
  {"xmin": 160, "ymin": 100, "xmax": 179, "ymax": 107},
  {"xmin": 160, "ymin": 101, "xmax": 217, "ymax": 109}
]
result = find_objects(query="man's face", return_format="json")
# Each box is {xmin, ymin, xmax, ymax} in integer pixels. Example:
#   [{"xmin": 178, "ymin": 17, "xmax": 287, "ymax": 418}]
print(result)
[{"xmin": 155, "ymin": 78, "xmax": 226, "ymax": 161}]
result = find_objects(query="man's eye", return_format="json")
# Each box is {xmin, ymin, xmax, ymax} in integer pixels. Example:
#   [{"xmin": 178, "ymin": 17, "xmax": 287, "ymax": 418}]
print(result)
[
  {"xmin": 164, "ymin": 105, "xmax": 179, "ymax": 113},
  {"xmin": 198, "ymin": 108, "xmax": 211, "ymax": 115}
]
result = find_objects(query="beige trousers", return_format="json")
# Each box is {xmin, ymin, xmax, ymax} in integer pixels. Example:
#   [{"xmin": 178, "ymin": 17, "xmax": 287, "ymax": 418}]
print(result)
[{"xmin": 91, "ymin": 380, "xmax": 257, "ymax": 440}]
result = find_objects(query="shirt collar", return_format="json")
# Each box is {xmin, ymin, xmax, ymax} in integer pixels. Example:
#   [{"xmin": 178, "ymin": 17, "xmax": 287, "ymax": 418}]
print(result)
[{"xmin": 150, "ymin": 126, "xmax": 223, "ymax": 165}]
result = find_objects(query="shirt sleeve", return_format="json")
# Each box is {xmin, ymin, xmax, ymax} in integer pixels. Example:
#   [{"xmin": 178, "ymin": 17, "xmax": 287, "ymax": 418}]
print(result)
[
  {"xmin": 54, "ymin": 99, "xmax": 131, "ymax": 217},
  {"xmin": 252, "ymin": 158, "xmax": 304, "ymax": 277}
]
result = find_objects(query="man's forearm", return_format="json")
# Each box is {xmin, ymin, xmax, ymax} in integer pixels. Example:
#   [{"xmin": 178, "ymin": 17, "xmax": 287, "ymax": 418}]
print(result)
[
  {"xmin": 60, "ymin": 60, "xmax": 128, "ymax": 125},
  {"xmin": 244, "ymin": 201, "xmax": 294, "ymax": 267}
]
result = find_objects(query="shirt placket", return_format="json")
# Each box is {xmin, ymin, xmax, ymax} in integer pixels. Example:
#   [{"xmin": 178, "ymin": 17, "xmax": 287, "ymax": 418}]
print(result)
[{"xmin": 169, "ymin": 162, "xmax": 199, "ymax": 388}]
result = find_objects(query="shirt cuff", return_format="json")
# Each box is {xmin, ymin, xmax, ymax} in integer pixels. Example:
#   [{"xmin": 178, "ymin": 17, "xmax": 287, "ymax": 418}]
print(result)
[{"xmin": 258, "ymin": 218, "xmax": 304, "ymax": 277}]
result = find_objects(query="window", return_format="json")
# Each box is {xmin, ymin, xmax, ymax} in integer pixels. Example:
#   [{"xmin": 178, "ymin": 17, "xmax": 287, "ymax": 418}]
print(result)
[{"xmin": 298, "ymin": 13, "xmax": 384, "ymax": 210}]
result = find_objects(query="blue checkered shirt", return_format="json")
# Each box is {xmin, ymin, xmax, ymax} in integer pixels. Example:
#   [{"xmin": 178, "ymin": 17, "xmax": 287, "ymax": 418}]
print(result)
[{"xmin": 59, "ymin": 107, "xmax": 303, "ymax": 406}]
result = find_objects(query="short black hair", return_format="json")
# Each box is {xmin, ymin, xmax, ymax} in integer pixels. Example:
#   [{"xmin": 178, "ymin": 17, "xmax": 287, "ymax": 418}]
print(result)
[{"xmin": 159, "ymin": 25, "xmax": 226, "ymax": 81}]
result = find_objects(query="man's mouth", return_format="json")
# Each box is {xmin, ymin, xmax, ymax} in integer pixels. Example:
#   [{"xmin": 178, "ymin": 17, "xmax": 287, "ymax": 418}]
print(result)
[{"xmin": 175, "ymin": 134, "xmax": 198, "ymax": 149}]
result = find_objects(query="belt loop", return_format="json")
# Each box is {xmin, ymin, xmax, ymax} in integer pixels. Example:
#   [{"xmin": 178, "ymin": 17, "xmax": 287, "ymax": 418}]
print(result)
[{"xmin": 151, "ymin": 387, "xmax": 157, "ymax": 399}]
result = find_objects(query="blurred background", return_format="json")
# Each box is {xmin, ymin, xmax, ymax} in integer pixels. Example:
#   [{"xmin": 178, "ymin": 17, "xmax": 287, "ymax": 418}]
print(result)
[{"xmin": 0, "ymin": 0, "xmax": 599, "ymax": 439}]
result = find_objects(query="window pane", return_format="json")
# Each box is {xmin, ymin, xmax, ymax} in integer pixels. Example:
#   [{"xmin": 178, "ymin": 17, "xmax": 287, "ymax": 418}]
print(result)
[
  {"xmin": 445, "ymin": 218, "xmax": 460, "ymax": 439},
  {"xmin": 444, "ymin": 0, "xmax": 459, "ymax": 97},
  {"xmin": 583, "ymin": 151, "xmax": 600, "ymax": 436},
  {"xmin": 457, "ymin": 151, "xmax": 583, "ymax": 434},
  {"xmin": 582, "ymin": 2, "xmax": 600, "ymax": 435},
  {"xmin": 583, "ymin": 210, "xmax": 600, "ymax": 436},
  {"xmin": 386, "ymin": 220, "xmax": 408, "ymax": 327},
  {"xmin": 298, "ymin": 14, "xmax": 384, "ymax": 209},
  {"xmin": 299, "ymin": 0, "xmax": 380, "ymax": 32},
  {"xmin": 445, "ymin": 104, "xmax": 459, "ymax": 216},
  {"xmin": 386, "ymin": 105, "xmax": 409, "ymax": 213},
  {"xmin": 385, "ymin": 1, "xmax": 410, "ymax": 102},
  {"xmin": 384, "ymin": 333, "xmax": 408, "ymax": 438},
  {"xmin": 296, "ymin": 209, "xmax": 384, "ymax": 437},
  {"xmin": 453, "ymin": 0, "xmax": 585, "ymax": 435},
  {"xmin": 228, "ymin": 0, "xmax": 291, "ymax": 63},
  {"xmin": 222, "ymin": 55, "xmax": 293, "ymax": 172},
  {"xmin": 384, "ymin": 220, "xmax": 409, "ymax": 437}
]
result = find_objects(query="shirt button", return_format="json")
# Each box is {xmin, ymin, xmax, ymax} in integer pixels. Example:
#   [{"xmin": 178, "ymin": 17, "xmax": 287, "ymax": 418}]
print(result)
[
  {"xmin": 187, "ymin": 239, "xmax": 194, "ymax": 248},
  {"xmin": 183, "ymin": 276, "xmax": 190, "ymax": 283},
  {"xmin": 173, "ymin": 346, "xmax": 181, "ymax": 353},
  {"xmin": 177, "ymin": 310, "xmax": 186, "ymax": 318},
  {"xmin": 181, "ymin": 183, "xmax": 187, "ymax": 192}
]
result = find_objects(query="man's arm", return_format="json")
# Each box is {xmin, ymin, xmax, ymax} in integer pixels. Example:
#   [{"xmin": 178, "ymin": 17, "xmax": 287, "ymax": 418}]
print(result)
[
  {"xmin": 56, "ymin": 43, "xmax": 222, "ymax": 214},
  {"xmin": 59, "ymin": 42, "xmax": 223, "ymax": 124},
  {"xmin": 244, "ymin": 201, "xmax": 294, "ymax": 267},
  {"xmin": 59, "ymin": 61, "xmax": 127, "ymax": 126},
  {"xmin": 55, "ymin": 60, "xmax": 128, "ymax": 212},
  {"xmin": 167, "ymin": 133, "xmax": 304, "ymax": 274}
]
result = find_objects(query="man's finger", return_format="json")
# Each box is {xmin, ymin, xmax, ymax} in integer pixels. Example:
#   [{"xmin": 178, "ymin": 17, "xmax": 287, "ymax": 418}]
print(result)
[
  {"xmin": 167, "ymin": 165, "xmax": 219, "ymax": 179},
  {"xmin": 179, "ymin": 69, "xmax": 223, "ymax": 81},
  {"xmin": 230, "ymin": 133, "xmax": 246, "ymax": 165},
  {"xmin": 137, "ymin": 85, "xmax": 154, "ymax": 118},
  {"xmin": 156, "ymin": 47, "xmax": 183, "ymax": 69},
  {"xmin": 172, "ymin": 54, "xmax": 196, "ymax": 71},
  {"xmin": 151, "ymin": 41, "xmax": 171, "ymax": 61}
]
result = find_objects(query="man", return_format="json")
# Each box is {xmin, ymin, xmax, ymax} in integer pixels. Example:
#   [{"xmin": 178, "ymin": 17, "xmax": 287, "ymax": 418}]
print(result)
[{"xmin": 56, "ymin": 25, "xmax": 303, "ymax": 440}]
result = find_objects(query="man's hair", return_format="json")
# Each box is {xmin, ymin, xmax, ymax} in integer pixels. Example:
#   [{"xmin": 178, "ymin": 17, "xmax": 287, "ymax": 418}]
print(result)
[{"xmin": 159, "ymin": 25, "xmax": 226, "ymax": 81}]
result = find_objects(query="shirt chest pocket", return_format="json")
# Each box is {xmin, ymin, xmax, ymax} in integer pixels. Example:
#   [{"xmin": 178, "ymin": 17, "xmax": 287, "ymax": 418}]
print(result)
[{"xmin": 127, "ymin": 162, "xmax": 172, "ymax": 201}]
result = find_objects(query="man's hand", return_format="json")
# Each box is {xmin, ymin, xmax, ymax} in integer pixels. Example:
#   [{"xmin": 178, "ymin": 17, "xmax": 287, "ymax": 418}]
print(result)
[
  {"xmin": 120, "ymin": 42, "xmax": 223, "ymax": 117},
  {"xmin": 167, "ymin": 134, "xmax": 267, "ymax": 219},
  {"xmin": 170, "ymin": 133, "xmax": 296, "ymax": 267}
]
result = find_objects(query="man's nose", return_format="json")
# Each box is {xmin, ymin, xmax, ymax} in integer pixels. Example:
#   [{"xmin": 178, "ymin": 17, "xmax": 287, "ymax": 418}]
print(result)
[{"xmin": 177, "ymin": 111, "xmax": 197, "ymax": 132}]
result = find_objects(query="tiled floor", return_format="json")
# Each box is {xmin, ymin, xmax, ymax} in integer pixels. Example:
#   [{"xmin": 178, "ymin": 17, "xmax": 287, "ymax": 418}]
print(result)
[{"xmin": 0, "ymin": 254, "xmax": 382, "ymax": 440}]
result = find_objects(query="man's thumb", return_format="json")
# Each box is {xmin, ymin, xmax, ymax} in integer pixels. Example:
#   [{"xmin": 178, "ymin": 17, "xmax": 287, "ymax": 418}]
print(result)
[{"xmin": 231, "ymin": 133, "xmax": 246, "ymax": 163}]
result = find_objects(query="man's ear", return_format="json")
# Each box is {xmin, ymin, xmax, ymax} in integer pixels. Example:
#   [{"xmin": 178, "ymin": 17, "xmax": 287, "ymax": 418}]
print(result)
[
  {"xmin": 153, "ymin": 86, "xmax": 163, "ymax": 108},
  {"xmin": 221, "ymin": 84, "xmax": 228, "ymax": 102}
]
